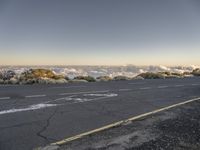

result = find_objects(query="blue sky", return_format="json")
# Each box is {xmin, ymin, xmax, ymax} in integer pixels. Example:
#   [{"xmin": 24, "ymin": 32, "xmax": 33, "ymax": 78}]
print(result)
[{"xmin": 0, "ymin": 0, "xmax": 200, "ymax": 66}]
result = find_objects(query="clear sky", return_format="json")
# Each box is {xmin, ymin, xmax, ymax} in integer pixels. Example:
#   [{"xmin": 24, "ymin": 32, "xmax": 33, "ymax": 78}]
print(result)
[{"xmin": 0, "ymin": 0, "xmax": 200, "ymax": 66}]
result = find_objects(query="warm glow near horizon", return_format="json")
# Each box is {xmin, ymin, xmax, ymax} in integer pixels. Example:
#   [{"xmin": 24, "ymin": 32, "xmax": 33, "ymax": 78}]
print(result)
[{"xmin": 0, "ymin": 0, "xmax": 200, "ymax": 66}]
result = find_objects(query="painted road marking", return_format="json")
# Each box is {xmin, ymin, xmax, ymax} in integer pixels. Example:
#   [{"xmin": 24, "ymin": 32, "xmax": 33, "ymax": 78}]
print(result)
[
  {"xmin": 45, "ymin": 96, "xmax": 200, "ymax": 147},
  {"xmin": 84, "ymin": 93, "xmax": 118, "ymax": 97},
  {"xmin": 59, "ymin": 90, "xmax": 109, "ymax": 96},
  {"xmin": 0, "ymin": 97, "xmax": 10, "ymax": 100},
  {"xmin": 49, "ymin": 93, "xmax": 118, "ymax": 105},
  {"xmin": 0, "ymin": 103, "xmax": 58, "ymax": 115},
  {"xmin": 118, "ymin": 89, "xmax": 132, "ymax": 91},
  {"xmin": 158, "ymin": 86, "xmax": 169, "ymax": 89},
  {"xmin": 139, "ymin": 87, "xmax": 151, "ymax": 90},
  {"xmin": 0, "ymin": 93, "xmax": 118, "ymax": 115},
  {"xmin": 175, "ymin": 85, "xmax": 184, "ymax": 87},
  {"xmin": 69, "ymin": 95, "xmax": 118, "ymax": 105},
  {"xmin": 25, "ymin": 95, "xmax": 46, "ymax": 98},
  {"xmin": 192, "ymin": 84, "xmax": 199, "ymax": 86}
]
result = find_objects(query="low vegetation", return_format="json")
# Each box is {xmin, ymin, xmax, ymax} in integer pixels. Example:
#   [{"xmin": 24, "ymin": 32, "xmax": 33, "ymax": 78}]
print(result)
[
  {"xmin": 96, "ymin": 76, "xmax": 112, "ymax": 82},
  {"xmin": 136, "ymin": 71, "xmax": 194, "ymax": 79},
  {"xmin": 192, "ymin": 68, "xmax": 200, "ymax": 76},
  {"xmin": 0, "ymin": 68, "xmax": 199, "ymax": 84},
  {"xmin": 73, "ymin": 76, "xmax": 96, "ymax": 82},
  {"xmin": 0, "ymin": 69, "xmax": 68, "ymax": 84},
  {"xmin": 21, "ymin": 69, "xmax": 64, "ymax": 80},
  {"xmin": 113, "ymin": 76, "xmax": 131, "ymax": 81},
  {"xmin": 137, "ymin": 72, "xmax": 165, "ymax": 79}
]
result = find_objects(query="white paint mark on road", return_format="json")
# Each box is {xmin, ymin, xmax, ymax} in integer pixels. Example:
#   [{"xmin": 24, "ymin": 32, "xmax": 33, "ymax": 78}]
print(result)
[
  {"xmin": 192, "ymin": 84, "xmax": 199, "ymax": 86},
  {"xmin": 51, "ymin": 93, "xmax": 118, "ymax": 104},
  {"xmin": 59, "ymin": 90, "xmax": 109, "ymax": 96},
  {"xmin": 0, "ymin": 103, "xmax": 57, "ymax": 115},
  {"xmin": 84, "ymin": 93, "xmax": 118, "ymax": 97},
  {"xmin": 25, "ymin": 95, "xmax": 46, "ymax": 98},
  {"xmin": 46, "ymin": 95, "xmax": 78, "ymax": 103},
  {"xmin": 71, "ymin": 94, "xmax": 118, "ymax": 104},
  {"xmin": 157, "ymin": 86, "xmax": 169, "ymax": 89},
  {"xmin": 118, "ymin": 89, "xmax": 132, "ymax": 91},
  {"xmin": 175, "ymin": 85, "xmax": 184, "ymax": 87},
  {"xmin": 0, "ymin": 91, "xmax": 118, "ymax": 115},
  {"xmin": 140, "ymin": 87, "xmax": 151, "ymax": 90},
  {"xmin": 0, "ymin": 97, "xmax": 10, "ymax": 100}
]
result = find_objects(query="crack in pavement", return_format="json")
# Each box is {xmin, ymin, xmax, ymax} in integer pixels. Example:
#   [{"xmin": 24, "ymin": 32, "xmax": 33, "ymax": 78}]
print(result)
[{"xmin": 36, "ymin": 107, "xmax": 58, "ymax": 143}]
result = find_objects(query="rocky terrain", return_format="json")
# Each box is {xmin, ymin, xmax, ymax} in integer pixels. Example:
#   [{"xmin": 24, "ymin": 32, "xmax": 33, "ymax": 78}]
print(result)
[{"xmin": 0, "ymin": 68, "xmax": 199, "ymax": 84}]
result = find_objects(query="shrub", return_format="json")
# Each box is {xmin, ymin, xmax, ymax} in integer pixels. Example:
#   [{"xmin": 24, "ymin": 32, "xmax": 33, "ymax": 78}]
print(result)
[
  {"xmin": 0, "ymin": 72, "xmax": 3, "ymax": 79},
  {"xmin": 132, "ymin": 76, "xmax": 144, "ymax": 80},
  {"xmin": 161, "ymin": 71, "xmax": 171, "ymax": 76},
  {"xmin": 21, "ymin": 69, "xmax": 65, "ymax": 80},
  {"xmin": 113, "ymin": 76, "xmax": 131, "ymax": 81},
  {"xmin": 64, "ymin": 76, "xmax": 70, "ymax": 80},
  {"xmin": 74, "ymin": 76, "xmax": 96, "ymax": 82},
  {"xmin": 137, "ymin": 72, "xmax": 165, "ymax": 79},
  {"xmin": 96, "ymin": 76, "xmax": 112, "ymax": 81},
  {"xmin": 0, "ymin": 79, "xmax": 4, "ymax": 84},
  {"xmin": 192, "ymin": 68, "xmax": 200, "ymax": 76},
  {"xmin": 1, "ymin": 70, "xmax": 16, "ymax": 80}
]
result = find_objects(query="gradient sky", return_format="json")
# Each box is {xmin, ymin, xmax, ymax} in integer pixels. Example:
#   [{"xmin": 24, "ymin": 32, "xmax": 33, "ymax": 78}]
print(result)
[{"xmin": 0, "ymin": 0, "xmax": 200, "ymax": 66}]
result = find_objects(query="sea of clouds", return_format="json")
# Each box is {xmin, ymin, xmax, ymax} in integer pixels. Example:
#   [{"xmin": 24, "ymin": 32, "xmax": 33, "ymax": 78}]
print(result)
[{"xmin": 0, "ymin": 65, "xmax": 199, "ymax": 79}]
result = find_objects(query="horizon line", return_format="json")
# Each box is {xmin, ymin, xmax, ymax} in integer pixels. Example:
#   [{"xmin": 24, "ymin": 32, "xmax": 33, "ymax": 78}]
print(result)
[{"xmin": 0, "ymin": 64, "xmax": 199, "ymax": 67}]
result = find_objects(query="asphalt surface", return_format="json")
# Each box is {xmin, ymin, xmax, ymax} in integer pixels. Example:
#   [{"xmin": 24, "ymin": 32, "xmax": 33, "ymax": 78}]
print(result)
[
  {"xmin": 59, "ymin": 95, "xmax": 200, "ymax": 150},
  {"xmin": 0, "ymin": 78, "xmax": 200, "ymax": 150}
]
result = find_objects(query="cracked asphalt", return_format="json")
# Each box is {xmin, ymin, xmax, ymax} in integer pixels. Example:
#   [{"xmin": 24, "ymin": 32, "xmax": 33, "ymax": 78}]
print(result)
[
  {"xmin": 36, "ymin": 108, "xmax": 58, "ymax": 143},
  {"xmin": 0, "ymin": 78, "xmax": 200, "ymax": 150},
  {"xmin": 58, "ymin": 100, "xmax": 200, "ymax": 150}
]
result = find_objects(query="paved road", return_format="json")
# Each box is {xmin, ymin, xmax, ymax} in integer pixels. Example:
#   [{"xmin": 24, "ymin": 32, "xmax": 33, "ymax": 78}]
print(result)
[
  {"xmin": 0, "ymin": 78, "xmax": 200, "ymax": 150},
  {"xmin": 59, "ymin": 96, "xmax": 200, "ymax": 150}
]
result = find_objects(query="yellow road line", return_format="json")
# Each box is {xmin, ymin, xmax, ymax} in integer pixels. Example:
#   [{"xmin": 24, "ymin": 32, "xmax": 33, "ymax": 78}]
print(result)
[{"xmin": 48, "ymin": 97, "xmax": 200, "ymax": 146}]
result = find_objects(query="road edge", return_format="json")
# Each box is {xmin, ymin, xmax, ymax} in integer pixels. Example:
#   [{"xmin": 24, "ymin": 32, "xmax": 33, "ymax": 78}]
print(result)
[{"xmin": 34, "ymin": 97, "xmax": 200, "ymax": 150}]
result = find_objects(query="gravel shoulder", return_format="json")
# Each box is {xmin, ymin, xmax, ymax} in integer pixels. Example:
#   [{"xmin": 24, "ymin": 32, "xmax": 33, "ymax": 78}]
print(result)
[{"xmin": 57, "ymin": 100, "xmax": 200, "ymax": 150}]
